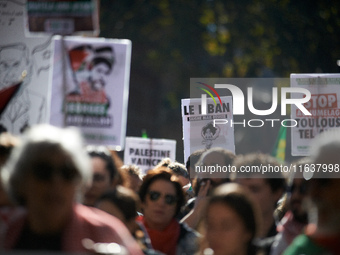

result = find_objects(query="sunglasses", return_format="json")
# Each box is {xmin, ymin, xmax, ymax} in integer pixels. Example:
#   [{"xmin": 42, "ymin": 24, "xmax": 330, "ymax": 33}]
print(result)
[
  {"xmin": 148, "ymin": 190, "xmax": 178, "ymax": 205},
  {"xmin": 32, "ymin": 161, "xmax": 79, "ymax": 182}
]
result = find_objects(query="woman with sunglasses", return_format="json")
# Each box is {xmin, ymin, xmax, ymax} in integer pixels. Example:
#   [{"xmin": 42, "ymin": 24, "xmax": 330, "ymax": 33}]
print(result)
[{"xmin": 137, "ymin": 167, "xmax": 199, "ymax": 255}]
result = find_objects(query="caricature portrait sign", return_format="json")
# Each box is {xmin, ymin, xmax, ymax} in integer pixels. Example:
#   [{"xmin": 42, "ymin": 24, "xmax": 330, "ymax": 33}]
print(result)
[
  {"xmin": 181, "ymin": 96, "xmax": 235, "ymax": 163},
  {"xmin": 49, "ymin": 36, "xmax": 132, "ymax": 150},
  {"xmin": 0, "ymin": 0, "xmax": 52, "ymax": 134}
]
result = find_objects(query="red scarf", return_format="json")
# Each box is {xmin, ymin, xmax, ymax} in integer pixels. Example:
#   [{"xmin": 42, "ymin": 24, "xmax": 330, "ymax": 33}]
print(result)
[{"xmin": 137, "ymin": 216, "xmax": 180, "ymax": 255}]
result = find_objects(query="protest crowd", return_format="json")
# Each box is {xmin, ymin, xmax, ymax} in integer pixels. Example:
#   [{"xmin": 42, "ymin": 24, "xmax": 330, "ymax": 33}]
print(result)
[
  {"xmin": 1, "ymin": 0, "xmax": 339, "ymax": 254},
  {"xmin": 0, "ymin": 124, "xmax": 339, "ymax": 255}
]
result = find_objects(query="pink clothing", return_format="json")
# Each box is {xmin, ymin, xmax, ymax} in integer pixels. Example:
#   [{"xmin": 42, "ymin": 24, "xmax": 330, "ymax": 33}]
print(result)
[{"xmin": 1, "ymin": 204, "xmax": 143, "ymax": 254}]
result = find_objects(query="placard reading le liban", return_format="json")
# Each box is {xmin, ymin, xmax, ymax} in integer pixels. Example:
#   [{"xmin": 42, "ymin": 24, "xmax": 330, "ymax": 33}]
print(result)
[{"xmin": 181, "ymin": 96, "xmax": 235, "ymax": 164}]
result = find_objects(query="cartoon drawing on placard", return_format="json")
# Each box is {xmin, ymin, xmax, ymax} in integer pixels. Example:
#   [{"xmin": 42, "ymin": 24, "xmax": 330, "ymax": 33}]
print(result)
[
  {"xmin": 0, "ymin": 0, "xmax": 52, "ymax": 134},
  {"xmin": 0, "ymin": 43, "xmax": 30, "ymax": 91},
  {"xmin": 201, "ymin": 121, "xmax": 220, "ymax": 149},
  {"xmin": 32, "ymin": 36, "xmax": 53, "ymax": 77},
  {"xmin": 0, "ymin": 42, "xmax": 48, "ymax": 134}
]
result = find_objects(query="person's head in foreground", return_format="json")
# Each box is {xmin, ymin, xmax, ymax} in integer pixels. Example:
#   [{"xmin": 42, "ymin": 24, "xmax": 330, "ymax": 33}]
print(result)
[
  {"xmin": 201, "ymin": 183, "xmax": 259, "ymax": 255},
  {"xmin": 233, "ymin": 153, "xmax": 286, "ymax": 239},
  {"xmin": 269, "ymin": 158, "xmax": 311, "ymax": 255},
  {"xmin": 284, "ymin": 129, "xmax": 340, "ymax": 255},
  {"xmin": 308, "ymin": 129, "xmax": 340, "ymax": 219},
  {"xmin": 0, "ymin": 124, "xmax": 142, "ymax": 254},
  {"xmin": 308, "ymin": 129, "xmax": 340, "ymax": 232},
  {"xmin": 2, "ymin": 124, "xmax": 91, "ymax": 231}
]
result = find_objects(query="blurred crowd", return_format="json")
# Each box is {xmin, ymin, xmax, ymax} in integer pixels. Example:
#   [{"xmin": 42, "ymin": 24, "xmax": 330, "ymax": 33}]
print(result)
[{"xmin": 0, "ymin": 124, "xmax": 340, "ymax": 255}]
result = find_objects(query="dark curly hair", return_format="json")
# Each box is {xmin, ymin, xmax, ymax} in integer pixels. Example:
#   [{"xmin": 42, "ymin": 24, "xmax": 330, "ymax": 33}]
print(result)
[{"xmin": 139, "ymin": 167, "xmax": 185, "ymax": 216}]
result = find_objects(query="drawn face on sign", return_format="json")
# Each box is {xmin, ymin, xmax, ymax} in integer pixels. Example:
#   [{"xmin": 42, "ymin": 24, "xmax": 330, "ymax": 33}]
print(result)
[
  {"xmin": 32, "ymin": 38, "xmax": 52, "ymax": 77},
  {"xmin": 202, "ymin": 122, "xmax": 220, "ymax": 150},
  {"xmin": 0, "ymin": 44, "xmax": 29, "ymax": 90},
  {"xmin": 88, "ymin": 58, "xmax": 112, "ymax": 91}
]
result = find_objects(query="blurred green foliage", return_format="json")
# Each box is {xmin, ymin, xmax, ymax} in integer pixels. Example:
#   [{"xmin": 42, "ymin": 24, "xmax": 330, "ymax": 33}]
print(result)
[{"xmin": 99, "ymin": 0, "xmax": 340, "ymax": 162}]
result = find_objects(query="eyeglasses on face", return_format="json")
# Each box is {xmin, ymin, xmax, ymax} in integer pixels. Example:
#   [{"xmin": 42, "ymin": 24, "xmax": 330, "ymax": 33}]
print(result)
[
  {"xmin": 32, "ymin": 162, "xmax": 79, "ymax": 182},
  {"xmin": 147, "ymin": 190, "xmax": 178, "ymax": 205}
]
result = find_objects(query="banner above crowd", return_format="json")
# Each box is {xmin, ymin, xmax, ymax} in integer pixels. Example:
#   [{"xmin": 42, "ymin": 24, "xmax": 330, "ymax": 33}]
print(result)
[
  {"xmin": 181, "ymin": 96, "xmax": 235, "ymax": 164},
  {"xmin": 26, "ymin": 0, "xmax": 100, "ymax": 35},
  {"xmin": 0, "ymin": 0, "xmax": 52, "ymax": 134},
  {"xmin": 124, "ymin": 137, "xmax": 177, "ymax": 174},
  {"xmin": 49, "ymin": 36, "xmax": 131, "ymax": 150},
  {"xmin": 291, "ymin": 73, "xmax": 340, "ymax": 156}
]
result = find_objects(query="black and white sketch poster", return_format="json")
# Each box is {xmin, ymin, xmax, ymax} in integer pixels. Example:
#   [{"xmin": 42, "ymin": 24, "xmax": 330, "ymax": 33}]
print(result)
[{"xmin": 0, "ymin": 0, "xmax": 52, "ymax": 134}]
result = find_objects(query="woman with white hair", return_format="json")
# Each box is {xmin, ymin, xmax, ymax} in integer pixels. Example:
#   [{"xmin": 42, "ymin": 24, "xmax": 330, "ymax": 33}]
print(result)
[{"xmin": 0, "ymin": 124, "xmax": 142, "ymax": 254}]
